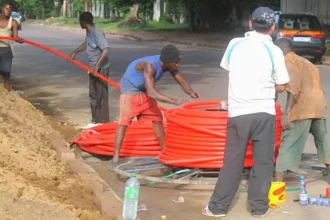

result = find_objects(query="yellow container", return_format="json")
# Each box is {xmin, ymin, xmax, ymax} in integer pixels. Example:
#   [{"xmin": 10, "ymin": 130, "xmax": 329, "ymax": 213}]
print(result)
[{"xmin": 268, "ymin": 182, "xmax": 286, "ymax": 208}]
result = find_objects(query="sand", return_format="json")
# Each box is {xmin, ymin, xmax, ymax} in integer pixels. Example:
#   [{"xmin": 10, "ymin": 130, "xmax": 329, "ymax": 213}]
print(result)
[{"xmin": 0, "ymin": 85, "xmax": 111, "ymax": 220}]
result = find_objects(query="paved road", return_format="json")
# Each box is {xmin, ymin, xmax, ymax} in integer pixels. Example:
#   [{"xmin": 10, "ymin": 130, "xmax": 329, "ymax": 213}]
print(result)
[{"xmin": 12, "ymin": 24, "xmax": 330, "ymax": 220}]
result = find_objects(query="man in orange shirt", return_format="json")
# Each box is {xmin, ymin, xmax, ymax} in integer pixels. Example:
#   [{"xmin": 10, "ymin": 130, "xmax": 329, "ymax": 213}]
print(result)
[{"xmin": 274, "ymin": 38, "xmax": 330, "ymax": 182}]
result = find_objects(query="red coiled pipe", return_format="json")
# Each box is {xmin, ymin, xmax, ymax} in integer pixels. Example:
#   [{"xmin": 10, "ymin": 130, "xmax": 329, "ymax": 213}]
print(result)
[
  {"xmin": 159, "ymin": 101, "xmax": 283, "ymax": 168},
  {"xmin": 72, "ymin": 122, "xmax": 162, "ymax": 157},
  {"xmin": 3, "ymin": 36, "xmax": 284, "ymax": 169}
]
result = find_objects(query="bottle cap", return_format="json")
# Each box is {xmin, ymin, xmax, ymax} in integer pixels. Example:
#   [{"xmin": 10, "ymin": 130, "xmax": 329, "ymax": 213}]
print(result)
[
  {"xmin": 132, "ymin": 173, "xmax": 137, "ymax": 177},
  {"xmin": 300, "ymin": 176, "xmax": 304, "ymax": 179},
  {"xmin": 161, "ymin": 215, "xmax": 167, "ymax": 220}
]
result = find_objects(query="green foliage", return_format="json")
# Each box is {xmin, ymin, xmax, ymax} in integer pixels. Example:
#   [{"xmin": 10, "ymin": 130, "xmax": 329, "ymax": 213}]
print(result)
[
  {"xmin": 16, "ymin": 0, "xmax": 55, "ymax": 19},
  {"xmin": 70, "ymin": 0, "xmax": 85, "ymax": 14}
]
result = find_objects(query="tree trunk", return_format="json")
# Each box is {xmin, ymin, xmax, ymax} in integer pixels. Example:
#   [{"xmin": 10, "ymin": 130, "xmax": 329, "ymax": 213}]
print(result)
[
  {"xmin": 56, "ymin": 0, "xmax": 64, "ymax": 17},
  {"xmin": 130, "ymin": 3, "xmax": 139, "ymax": 18},
  {"xmin": 230, "ymin": 0, "xmax": 239, "ymax": 29},
  {"xmin": 185, "ymin": 0, "xmax": 196, "ymax": 32}
]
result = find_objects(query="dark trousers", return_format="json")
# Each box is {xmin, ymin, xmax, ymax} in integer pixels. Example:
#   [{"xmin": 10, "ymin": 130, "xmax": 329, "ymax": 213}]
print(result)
[
  {"xmin": 0, "ymin": 47, "xmax": 13, "ymax": 79},
  {"xmin": 208, "ymin": 113, "xmax": 275, "ymax": 214},
  {"xmin": 89, "ymin": 64, "xmax": 110, "ymax": 123}
]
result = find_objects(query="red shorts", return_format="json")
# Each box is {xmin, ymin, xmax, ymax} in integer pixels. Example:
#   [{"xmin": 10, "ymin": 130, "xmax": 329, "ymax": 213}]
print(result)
[{"xmin": 118, "ymin": 93, "xmax": 163, "ymax": 125}]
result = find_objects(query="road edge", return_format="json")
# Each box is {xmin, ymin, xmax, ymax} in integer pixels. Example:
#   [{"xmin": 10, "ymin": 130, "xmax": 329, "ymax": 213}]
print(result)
[{"xmin": 50, "ymin": 133, "xmax": 140, "ymax": 220}]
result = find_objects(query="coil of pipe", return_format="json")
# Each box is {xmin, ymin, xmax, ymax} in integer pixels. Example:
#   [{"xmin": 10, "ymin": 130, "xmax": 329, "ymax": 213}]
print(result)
[
  {"xmin": 158, "ymin": 100, "xmax": 283, "ymax": 168},
  {"xmin": 71, "ymin": 122, "xmax": 162, "ymax": 157}
]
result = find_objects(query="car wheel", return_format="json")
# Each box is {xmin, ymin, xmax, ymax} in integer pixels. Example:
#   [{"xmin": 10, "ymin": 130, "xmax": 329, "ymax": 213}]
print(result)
[{"xmin": 314, "ymin": 56, "xmax": 322, "ymax": 65}]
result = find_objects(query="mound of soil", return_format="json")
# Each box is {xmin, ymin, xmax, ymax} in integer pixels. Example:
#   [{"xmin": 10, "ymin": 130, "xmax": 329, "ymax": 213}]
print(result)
[{"xmin": 0, "ymin": 86, "xmax": 110, "ymax": 220}]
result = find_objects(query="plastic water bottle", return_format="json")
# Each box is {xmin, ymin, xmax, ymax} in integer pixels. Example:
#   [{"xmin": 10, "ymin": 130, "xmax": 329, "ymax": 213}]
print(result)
[
  {"xmin": 123, "ymin": 173, "xmax": 140, "ymax": 220},
  {"xmin": 299, "ymin": 176, "xmax": 308, "ymax": 206}
]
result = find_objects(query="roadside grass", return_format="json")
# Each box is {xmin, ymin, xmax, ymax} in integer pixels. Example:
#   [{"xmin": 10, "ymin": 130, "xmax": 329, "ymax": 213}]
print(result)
[{"xmin": 43, "ymin": 17, "xmax": 188, "ymax": 32}]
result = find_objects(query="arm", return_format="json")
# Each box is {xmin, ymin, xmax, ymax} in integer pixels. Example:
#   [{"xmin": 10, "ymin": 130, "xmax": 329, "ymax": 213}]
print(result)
[
  {"xmin": 69, "ymin": 42, "xmax": 86, "ymax": 62},
  {"xmin": 93, "ymin": 28, "xmax": 110, "ymax": 73},
  {"xmin": 11, "ymin": 19, "xmax": 23, "ymax": 43},
  {"xmin": 284, "ymin": 92, "xmax": 296, "ymax": 114},
  {"xmin": 170, "ymin": 69, "xmax": 199, "ymax": 98},
  {"xmin": 281, "ymin": 60, "xmax": 302, "ymax": 129},
  {"xmin": 281, "ymin": 91, "xmax": 296, "ymax": 129},
  {"xmin": 94, "ymin": 47, "xmax": 109, "ymax": 71},
  {"xmin": 144, "ymin": 63, "xmax": 181, "ymax": 105},
  {"xmin": 220, "ymin": 39, "xmax": 239, "ymax": 71},
  {"xmin": 71, "ymin": 42, "xmax": 86, "ymax": 55},
  {"xmin": 274, "ymin": 48, "xmax": 290, "ymax": 94}
]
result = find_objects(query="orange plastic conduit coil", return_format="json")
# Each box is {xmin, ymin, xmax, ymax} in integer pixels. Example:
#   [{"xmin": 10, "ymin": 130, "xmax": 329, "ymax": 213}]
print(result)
[
  {"xmin": 72, "ymin": 122, "xmax": 162, "ymax": 157},
  {"xmin": 159, "ymin": 101, "xmax": 283, "ymax": 169},
  {"xmin": 2, "ymin": 36, "xmax": 283, "ymax": 168}
]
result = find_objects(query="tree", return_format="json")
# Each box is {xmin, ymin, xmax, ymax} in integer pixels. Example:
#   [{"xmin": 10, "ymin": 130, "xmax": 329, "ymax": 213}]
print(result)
[
  {"xmin": 16, "ymin": 0, "xmax": 55, "ymax": 19},
  {"xmin": 55, "ymin": 0, "xmax": 64, "ymax": 17}
]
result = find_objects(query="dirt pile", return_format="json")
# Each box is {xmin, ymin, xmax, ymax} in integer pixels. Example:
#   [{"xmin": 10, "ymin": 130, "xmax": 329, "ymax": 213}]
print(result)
[{"xmin": 0, "ymin": 86, "xmax": 111, "ymax": 220}]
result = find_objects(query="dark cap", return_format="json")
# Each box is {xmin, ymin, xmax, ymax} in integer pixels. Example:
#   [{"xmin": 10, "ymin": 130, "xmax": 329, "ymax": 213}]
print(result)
[
  {"xmin": 252, "ymin": 7, "xmax": 275, "ymax": 26},
  {"xmin": 160, "ymin": 45, "xmax": 181, "ymax": 63}
]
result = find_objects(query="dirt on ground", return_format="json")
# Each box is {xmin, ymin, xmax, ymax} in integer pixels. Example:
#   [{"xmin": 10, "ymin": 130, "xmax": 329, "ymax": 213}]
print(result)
[{"xmin": 0, "ymin": 85, "xmax": 111, "ymax": 220}]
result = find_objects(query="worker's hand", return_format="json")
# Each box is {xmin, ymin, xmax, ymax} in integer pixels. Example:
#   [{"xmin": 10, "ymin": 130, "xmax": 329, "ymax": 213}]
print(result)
[
  {"xmin": 17, "ymin": 38, "xmax": 24, "ymax": 44},
  {"xmin": 92, "ymin": 66, "xmax": 99, "ymax": 77},
  {"xmin": 69, "ymin": 52, "xmax": 76, "ymax": 63},
  {"xmin": 189, "ymin": 92, "xmax": 200, "ymax": 99},
  {"xmin": 281, "ymin": 112, "xmax": 291, "ymax": 130},
  {"xmin": 173, "ymin": 98, "xmax": 189, "ymax": 106}
]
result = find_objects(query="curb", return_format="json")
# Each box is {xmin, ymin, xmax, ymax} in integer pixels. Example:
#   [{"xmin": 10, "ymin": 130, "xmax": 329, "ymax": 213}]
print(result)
[
  {"xmin": 39, "ymin": 23, "xmax": 227, "ymax": 51},
  {"xmin": 50, "ymin": 133, "xmax": 140, "ymax": 220}
]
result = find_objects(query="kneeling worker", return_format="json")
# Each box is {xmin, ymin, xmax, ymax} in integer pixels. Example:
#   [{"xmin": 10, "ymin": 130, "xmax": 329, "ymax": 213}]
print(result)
[
  {"xmin": 110, "ymin": 45, "xmax": 199, "ymax": 170},
  {"xmin": 274, "ymin": 38, "xmax": 330, "ymax": 182}
]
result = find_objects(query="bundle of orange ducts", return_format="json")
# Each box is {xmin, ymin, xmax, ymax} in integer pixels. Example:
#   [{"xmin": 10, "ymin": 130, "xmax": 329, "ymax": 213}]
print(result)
[
  {"xmin": 71, "ymin": 122, "xmax": 162, "ymax": 157},
  {"xmin": 159, "ymin": 101, "xmax": 283, "ymax": 168},
  {"xmin": 71, "ymin": 100, "xmax": 283, "ymax": 169}
]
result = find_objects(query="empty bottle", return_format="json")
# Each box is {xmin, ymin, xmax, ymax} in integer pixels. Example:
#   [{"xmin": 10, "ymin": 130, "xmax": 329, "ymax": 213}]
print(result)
[
  {"xmin": 123, "ymin": 173, "xmax": 140, "ymax": 220},
  {"xmin": 299, "ymin": 176, "xmax": 308, "ymax": 206}
]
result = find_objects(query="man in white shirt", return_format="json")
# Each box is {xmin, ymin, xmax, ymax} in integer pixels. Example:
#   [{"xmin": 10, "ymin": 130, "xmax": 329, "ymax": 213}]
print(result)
[{"xmin": 202, "ymin": 7, "xmax": 289, "ymax": 218}]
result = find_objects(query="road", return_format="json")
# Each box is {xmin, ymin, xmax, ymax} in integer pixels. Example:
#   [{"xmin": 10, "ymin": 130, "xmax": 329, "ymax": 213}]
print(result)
[{"xmin": 11, "ymin": 24, "xmax": 330, "ymax": 220}]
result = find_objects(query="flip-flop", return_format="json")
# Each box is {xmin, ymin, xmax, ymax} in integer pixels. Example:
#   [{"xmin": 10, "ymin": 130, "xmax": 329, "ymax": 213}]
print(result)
[{"xmin": 201, "ymin": 206, "xmax": 226, "ymax": 218}]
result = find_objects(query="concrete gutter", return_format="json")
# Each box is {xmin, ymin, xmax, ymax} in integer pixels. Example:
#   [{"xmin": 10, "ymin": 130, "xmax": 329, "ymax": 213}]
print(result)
[{"xmin": 50, "ymin": 133, "xmax": 142, "ymax": 220}]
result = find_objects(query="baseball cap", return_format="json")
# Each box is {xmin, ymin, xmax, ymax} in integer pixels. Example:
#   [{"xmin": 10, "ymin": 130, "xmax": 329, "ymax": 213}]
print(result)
[
  {"xmin": 160, "ymin": 45, "xmax": 181, "ymax": 63},
  {"xmin": 252, "ymin": 7, "xmax": 275, "ymax": 26}
]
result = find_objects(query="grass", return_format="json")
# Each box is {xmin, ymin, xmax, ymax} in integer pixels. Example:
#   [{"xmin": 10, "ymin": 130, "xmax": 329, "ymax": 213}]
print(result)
[{"xmin": 44, "ymin": 17, "xmax": 188, "ymax": 32}]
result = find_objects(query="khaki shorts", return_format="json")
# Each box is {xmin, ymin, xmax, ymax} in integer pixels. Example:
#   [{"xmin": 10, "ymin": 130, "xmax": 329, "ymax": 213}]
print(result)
[{"xmin": 275, "ymin": 119, "xmax": 330, "ymax": 172}]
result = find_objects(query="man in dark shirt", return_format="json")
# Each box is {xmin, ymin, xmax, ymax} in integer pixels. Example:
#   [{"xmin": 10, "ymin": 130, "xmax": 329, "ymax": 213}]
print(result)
[{"xmin": 69, "ymin": 12, "xmax": 110, "ymax": 129}]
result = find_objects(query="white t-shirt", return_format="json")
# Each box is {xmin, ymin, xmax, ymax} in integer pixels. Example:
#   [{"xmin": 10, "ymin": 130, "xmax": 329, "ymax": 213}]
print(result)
[{"xmin": 221, "ymin": 31, "xmax": 290, "ymax": 117}]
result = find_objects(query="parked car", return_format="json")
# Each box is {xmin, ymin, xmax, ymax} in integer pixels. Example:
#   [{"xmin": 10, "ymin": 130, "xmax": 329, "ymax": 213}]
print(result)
[
  {"xmin": 272, "ymin": 12, "xmax": 326, "ymax": 64},
  {"xmin": 11, "ymin": 12, "xmax": 22, "ymax": 30}
]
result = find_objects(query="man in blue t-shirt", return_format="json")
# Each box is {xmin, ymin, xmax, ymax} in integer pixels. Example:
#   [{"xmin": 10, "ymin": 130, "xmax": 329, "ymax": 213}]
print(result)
[{"xmin": 110, "ymin": 45, "xmax": 199, "ymax": 170}]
